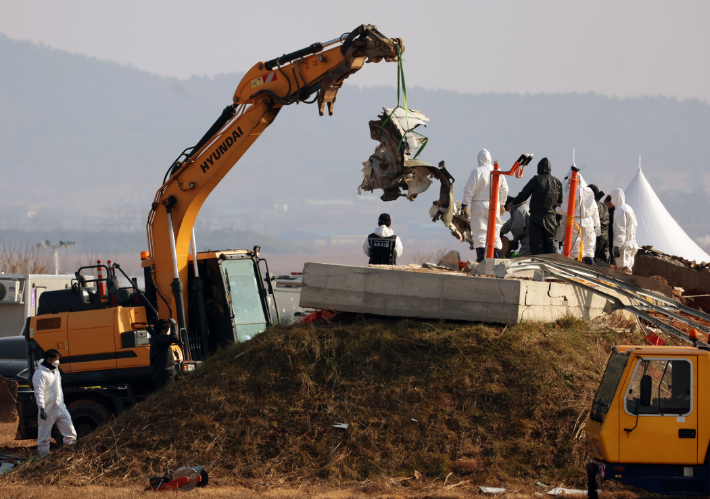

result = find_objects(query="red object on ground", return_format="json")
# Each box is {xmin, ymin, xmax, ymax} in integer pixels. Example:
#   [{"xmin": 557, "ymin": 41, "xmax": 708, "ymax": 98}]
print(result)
[
  {"xmin": 458, "ymin": 261, "xmax": 467, "ymax": 269},
  {"xmin": 159, "ymin": 475, "xmax": 192, "ymax": 491},
  {"xmin": 299, "ymin": 309, "xmax": 337, "ymax": 324},
  {"xmin": 645, "ymin": 331, "xmax": 665, "ymax": 346}
]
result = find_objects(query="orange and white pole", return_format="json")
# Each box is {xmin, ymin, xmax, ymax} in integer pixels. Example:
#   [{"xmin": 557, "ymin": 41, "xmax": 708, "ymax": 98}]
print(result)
[
  {"xmin": 97, "ymin": 259, "xmax": 106, "ymax": 297},
  {"xmin": 486, "ymin": 161, "xmax": 501, "ymax": 259},
  {"xmin": 484, "ymin": 155, "xmax": 533, "ymax": 260},
  {"xmin": 563, "ymin": 169, "xmax": 579, "ymax": 258}
]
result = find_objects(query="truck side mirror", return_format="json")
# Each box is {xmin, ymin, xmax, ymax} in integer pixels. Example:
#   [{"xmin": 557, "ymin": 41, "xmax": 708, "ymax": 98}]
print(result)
[{"xmin": 640, "ymin": 375, "xmax": 653, "ymax": 407}]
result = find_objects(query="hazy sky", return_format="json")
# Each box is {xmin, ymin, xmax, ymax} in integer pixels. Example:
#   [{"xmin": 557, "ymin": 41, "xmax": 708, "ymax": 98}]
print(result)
[{"xmin": 2, "ymin": 0, "xmax": 709, "ymax": 101}]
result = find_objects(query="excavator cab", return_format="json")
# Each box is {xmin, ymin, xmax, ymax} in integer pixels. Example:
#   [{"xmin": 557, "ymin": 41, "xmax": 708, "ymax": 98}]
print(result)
[
  {"xmin": 188, "ymin": 250, "xmax": 275, "ymax": 349},
  {"xmin": 586, "ymin": 345, "xmax": 709, "ymax": 496},
  {"xmin": 143, "ymin": 248, "xmax": 276, "ymax": 359}
]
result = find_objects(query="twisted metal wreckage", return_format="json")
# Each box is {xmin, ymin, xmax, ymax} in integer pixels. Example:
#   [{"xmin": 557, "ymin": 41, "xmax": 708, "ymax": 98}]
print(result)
[{"xmin": 505, "ymin": 255, "xmax": 710, "ymax": 347}]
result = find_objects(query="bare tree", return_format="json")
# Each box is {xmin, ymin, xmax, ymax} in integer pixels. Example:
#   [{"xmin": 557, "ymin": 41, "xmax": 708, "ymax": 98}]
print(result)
[{"xmin": 0, "ymin": 239, "xmax": 50, "ymax": 274}]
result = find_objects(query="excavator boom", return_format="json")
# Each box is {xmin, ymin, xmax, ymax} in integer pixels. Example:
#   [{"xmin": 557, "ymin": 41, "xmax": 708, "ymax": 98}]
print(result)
[{"xmin": 145, "ymin": 25, "xmax": 403, "ymax": 330}]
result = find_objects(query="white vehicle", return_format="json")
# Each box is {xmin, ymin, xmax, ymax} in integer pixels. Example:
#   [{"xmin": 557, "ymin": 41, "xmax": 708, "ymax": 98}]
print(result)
[{"xmin": 0, "ymin": 274, "xmax": 75, "ymax": 338}]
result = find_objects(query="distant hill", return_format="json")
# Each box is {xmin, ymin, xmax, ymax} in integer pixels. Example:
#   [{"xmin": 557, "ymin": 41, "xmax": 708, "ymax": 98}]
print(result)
[
  {"xmin": 0, "ymin": 227, "xmax": 311, "ymax": 256},
  {"xmin": 1, "ymin": 34, "xmax": 709, "ymax": 253}
]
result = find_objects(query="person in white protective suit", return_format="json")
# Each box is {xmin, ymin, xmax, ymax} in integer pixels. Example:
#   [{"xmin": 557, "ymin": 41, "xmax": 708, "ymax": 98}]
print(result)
[
  {"xmin": 608, "ymin": 188, "xmax": 638, "ymax": 272},
  {"xmin": 555, "ymin": 169, "xmax": 600, "ymax": 265},
  {"xmin": 32, "ymin": 349, "xmax": 77, "ymax": 457},
  {"xmin": 461, "ymin": 149, "xmax": 508, "ymax": 262}
]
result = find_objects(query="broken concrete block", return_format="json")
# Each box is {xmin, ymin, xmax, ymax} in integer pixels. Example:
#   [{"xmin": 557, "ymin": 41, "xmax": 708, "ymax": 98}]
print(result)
[
  {"xmin": 493, "ymin": 263, "xmax": 509, "ymax": 278},
  {"xmin": 474, "ymin": 258, "xmax": 508, "ymax": 276},
  {"xmin": 299, "ymin": 263, "xmax": 633, "ymax": 324},
  {"xmin": 422, "ymin": 262, "xmax": 451, "ymax": 271},
  {"xmin": 463, "ymin": 260, "xmax": 477, "ymax": 273},
  {"xmin": 438, "ymin": 250, "xmax": 461, "ymax": 270}
]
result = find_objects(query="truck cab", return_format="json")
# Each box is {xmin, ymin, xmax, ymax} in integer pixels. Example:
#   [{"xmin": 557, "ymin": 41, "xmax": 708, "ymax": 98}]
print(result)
[{"xmin": 586, "ymin": 345, "xmax": 710, "ymax": 495}]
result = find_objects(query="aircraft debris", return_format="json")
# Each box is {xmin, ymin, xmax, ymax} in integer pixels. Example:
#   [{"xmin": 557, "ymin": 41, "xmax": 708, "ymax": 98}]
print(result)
[
  {"xmin": 359, "ymin": 108, "xmax": 455, "ymax": 226},
  {"xmin": 479, "ymin": 486, "xmax": 507, "ymax": 494}
]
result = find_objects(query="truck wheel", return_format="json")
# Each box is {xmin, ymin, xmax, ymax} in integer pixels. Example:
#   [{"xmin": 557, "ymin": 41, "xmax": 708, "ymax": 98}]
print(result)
[{"xmin": 66, "ymin": 399, "xmax": 112, "ymax": 439}]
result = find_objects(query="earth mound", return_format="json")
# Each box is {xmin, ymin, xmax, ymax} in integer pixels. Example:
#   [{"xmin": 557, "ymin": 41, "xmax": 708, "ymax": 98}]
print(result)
[{"xmin": 7, "ymin": 313, "xmax": 643, "ymax": 488}]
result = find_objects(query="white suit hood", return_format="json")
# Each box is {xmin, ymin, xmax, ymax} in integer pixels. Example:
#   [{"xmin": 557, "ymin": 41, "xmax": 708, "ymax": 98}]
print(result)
[
  {"xmin": 374, "ymin": 225, "xmax": 394, "ymax": 237},
  {"xmin": 558, "ymin": 169, "xmax": 598, "ymax": 220},
  {"xmin": 562, "ymin": 168, "xmax": 588, "ymax": 195},
  {"xmin": 610, "ymin": 188, "xmax": 625, "ymax": 208},
  {"xmin": 477, "ymin": 149, "xmax": 492, "ymax": 167}
]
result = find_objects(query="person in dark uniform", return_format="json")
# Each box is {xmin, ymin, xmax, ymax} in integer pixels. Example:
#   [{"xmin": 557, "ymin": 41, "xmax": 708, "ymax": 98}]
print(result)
[
  {"xmin": 588, "ymin": 184, "xmax": 610, "ymax": 263},
  {"xmin": 149, "ymin": 318, "xmax": 178, "ymax": 391},
  {"xmin": 508, "ymin": 158, "xmax": 563, "ymax": 255},
  {"xmin": 362, "ymin": 213, "xmax": 403, "ymax": 265}
]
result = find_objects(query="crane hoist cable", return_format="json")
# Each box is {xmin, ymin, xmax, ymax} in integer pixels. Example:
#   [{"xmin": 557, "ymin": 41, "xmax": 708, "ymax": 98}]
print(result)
[{"xmin": 379, "ymin": 48, "xmax": 429, "ymax": 160}]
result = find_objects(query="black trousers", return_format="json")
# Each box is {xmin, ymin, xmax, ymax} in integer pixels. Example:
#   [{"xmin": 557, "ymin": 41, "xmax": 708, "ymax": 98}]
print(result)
[
  {"xmin": 595, "ymin": 236, "xmax": 610, "ymax": 263},
  {"xmin": 529, "ymin": 219, "xmax": 557, "ymax": 255},
  {"xmin": 153, "ymin": 369, "xmax": 176, "ymax": 392}
]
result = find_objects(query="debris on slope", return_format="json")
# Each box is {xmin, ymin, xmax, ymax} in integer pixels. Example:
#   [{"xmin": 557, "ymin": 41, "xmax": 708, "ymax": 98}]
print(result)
[
  {"xmin": 639, "ymin": 245, "xmax": 710, "ymax": 270},
  {"xmin": 7, "ymin": 315, "xmax": 644, "ymax": 489}
]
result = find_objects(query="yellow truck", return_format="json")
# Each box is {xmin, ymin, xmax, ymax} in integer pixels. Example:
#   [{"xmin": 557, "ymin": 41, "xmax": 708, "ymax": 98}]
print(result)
[{"xmin": 586, "ymin": 340, "xmax": 710, "ymax": 496}]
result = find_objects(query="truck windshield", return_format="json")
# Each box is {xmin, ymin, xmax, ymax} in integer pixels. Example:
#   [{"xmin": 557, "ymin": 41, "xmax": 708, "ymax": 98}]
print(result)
[
  {"xmin": 222, "ymin": 259, "xmax": 268, "ymax": 342},
  {"xmin": 590, "ymin": 351, "xmax": 628, "ymax": 423}
]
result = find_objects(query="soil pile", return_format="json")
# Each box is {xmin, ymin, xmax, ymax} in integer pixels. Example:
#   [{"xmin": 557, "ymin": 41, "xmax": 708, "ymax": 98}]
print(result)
[{"xmin": 7, "ymin": 314, "xmax": 643, "ymax": 488}]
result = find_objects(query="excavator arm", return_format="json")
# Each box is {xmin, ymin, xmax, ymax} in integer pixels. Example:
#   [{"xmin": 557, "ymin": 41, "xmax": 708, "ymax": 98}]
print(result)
[{"xmin": 145, "ymin": 25, "xmax": 403, "ymax": 330}]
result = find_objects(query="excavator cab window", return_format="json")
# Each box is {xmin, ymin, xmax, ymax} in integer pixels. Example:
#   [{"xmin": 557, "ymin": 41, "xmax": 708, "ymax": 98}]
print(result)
[
  {"xmin": 188, "ymin": 253, "xmax": 271, "ymax": 351},
  {"xmin": 219, "ymin": 258, "xmax": 268, "ymax": 342},
  {"xmin": 625, "ymin": 358, "xmax": 692, "ymax": 416}
]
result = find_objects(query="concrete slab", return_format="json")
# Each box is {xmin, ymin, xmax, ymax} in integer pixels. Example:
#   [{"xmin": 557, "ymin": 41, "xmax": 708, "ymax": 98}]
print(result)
[{"xmin": 299, "ymin": 262, "xmax": 629, "ymax": 324}]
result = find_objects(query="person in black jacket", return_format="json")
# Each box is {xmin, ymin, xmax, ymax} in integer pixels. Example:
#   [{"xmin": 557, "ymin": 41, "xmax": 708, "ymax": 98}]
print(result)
[
  {"xmin": 362, "ymin": 213, "xmax": 403, "ymax": 265},
  {"xmin": 149, "ymin": 318, "xmax": 178, "ymax": 391},
  {"xmin": 588, "ymin": 184, "xmax": 610, "ymax": 263},
  {"xmin": 509, "ymin": 158, "xmax": 563, "ymax": 255}
]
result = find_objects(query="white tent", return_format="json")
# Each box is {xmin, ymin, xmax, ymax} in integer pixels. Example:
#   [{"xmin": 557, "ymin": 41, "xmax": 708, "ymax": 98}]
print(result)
[{"xmin": 624, "ymin": 167, "xmax": 710, "ymax": 263}]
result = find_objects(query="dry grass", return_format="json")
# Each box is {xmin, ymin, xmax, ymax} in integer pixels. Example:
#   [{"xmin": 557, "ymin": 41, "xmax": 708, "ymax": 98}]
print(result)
[
  {"xmin": 3, "ymin": 314, "xmax": 645, "ymax": 491},
  {"xmin": 0, "ymin": 485, "xmax": 658, "ymax": 498},
  {"xmin": 0, "ymin": 420, "xmax": 36, "ymax": 467},
  {"xmin": 0, "ymin": 484, "xmax": 475, "ymax": 498}
]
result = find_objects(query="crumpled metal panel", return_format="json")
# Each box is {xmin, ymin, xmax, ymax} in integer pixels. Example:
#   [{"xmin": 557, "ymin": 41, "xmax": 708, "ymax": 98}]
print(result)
[
  {"xmin": 359, "ymin": 108, "xmax": 455, "ymax": 210},
  {"xmin": 431, "ymin": 202, "xmax": 474, "ymax": 249}
]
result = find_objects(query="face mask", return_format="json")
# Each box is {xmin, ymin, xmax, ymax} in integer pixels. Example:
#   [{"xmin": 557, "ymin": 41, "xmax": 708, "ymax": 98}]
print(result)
[{"xmin": 51, "ymin": 360, "xmax": 60, "ymax": 367}]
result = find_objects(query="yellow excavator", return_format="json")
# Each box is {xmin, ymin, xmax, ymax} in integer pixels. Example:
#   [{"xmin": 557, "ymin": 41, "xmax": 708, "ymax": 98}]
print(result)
[{"xmin": 18, "ymin": 25, "xmax": 404, "ymax": 439}]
